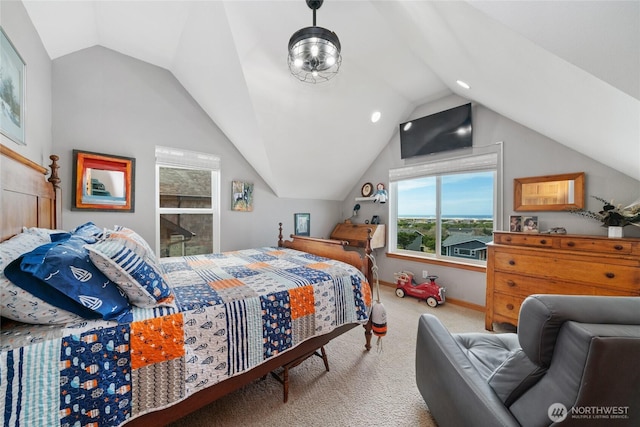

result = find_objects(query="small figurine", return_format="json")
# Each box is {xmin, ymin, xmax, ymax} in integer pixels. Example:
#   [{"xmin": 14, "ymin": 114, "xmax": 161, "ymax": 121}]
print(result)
[{"xmin": 373, "ymin": 183, "xmax": 388, "ymax": 203}]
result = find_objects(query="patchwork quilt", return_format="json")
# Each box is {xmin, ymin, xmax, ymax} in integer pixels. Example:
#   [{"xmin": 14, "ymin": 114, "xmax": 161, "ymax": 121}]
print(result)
[{"xmin": 1, "ymin": 247, "xmax": 371, "ymax": 427}]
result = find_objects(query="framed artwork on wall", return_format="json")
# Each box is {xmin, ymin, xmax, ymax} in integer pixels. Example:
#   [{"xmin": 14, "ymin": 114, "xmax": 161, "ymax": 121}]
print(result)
[
  {"xmin": 294, "ymin": 213, "xmax": 310, "ymax": 236},
  {"xmin": 231, "ymin": 180, "xmax": 253, "ymax": 211},
  {"xmin": 0, "ymin": 27, "xmax": 26, "ymax": 146},
  {"xmin": 72, "ymin": 150, "xmax": 135, "ymax": 212}
]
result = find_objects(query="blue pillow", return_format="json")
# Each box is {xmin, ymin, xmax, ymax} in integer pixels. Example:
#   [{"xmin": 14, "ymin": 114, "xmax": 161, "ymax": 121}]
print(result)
[
  {"xmin": 71, "ymin": 221, "xmax": 105, "ymax": 239},
  {"xmin": 4, "ymin": 235, "xmax": 132, "ymax": 322}
]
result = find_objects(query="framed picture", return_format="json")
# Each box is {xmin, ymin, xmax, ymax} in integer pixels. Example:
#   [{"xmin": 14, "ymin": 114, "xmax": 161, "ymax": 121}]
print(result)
[
  {"xmin": 72, "ymin": 150, "xmax": 135, "ymax": 212},
  {"xmin": 361, "ymin": 182, "xmax": 373, "ymax": 197},
  {"xmin": 509, "ymin": 215, "xmax": 522, "ymax": 232},
  {"xmin": 522, "ymin": 216, "xmax": 539, "ymax": 233},
  {"xmin": 294, "ymin": 213, "xmax": 310, "ymax": 236},
  {"xmin": 231, "ymin": 180, "xmax": 253, "ymax": 211},
  {"xmin": 0, "ymin": 28, "xmax": 26, "ymax": 145}
]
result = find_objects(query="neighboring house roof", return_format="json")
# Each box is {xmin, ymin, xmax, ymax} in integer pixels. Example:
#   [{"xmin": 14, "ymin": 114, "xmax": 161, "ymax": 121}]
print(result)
[{"xmin": 442, "ymin": 235, "xmax": 493, "ymax": 248}]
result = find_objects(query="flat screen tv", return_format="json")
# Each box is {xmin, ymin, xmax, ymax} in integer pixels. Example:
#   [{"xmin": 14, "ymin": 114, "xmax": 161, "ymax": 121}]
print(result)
[{"xmin": 399, "ymin": 103, "xmax": 472, "ymax": 159}]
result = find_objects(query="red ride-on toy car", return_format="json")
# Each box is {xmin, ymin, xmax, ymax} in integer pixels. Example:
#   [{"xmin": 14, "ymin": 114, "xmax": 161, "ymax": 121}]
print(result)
[{"xmin": 394, "ymin": 271, "xmax": 446, "ymax": 307}]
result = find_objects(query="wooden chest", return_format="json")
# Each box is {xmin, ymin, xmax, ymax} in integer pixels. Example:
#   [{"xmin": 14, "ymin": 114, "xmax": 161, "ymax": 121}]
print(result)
[
  {"xmin": 330, "ymin": 222, "xmax": 386, "ymax": 250},
  {"xmin": 485, "ymin": 232, "xmax": 640, "ymax": 330}
]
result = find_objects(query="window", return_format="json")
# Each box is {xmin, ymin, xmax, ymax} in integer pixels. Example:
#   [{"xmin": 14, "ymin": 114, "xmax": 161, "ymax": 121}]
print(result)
[
  {"xmin": 389, "ymin": 145, "xmax": 502, "ymax": 264},
  {"xmin": 155, "ymin": 146, "xmax": 220, "ymax": 257}
]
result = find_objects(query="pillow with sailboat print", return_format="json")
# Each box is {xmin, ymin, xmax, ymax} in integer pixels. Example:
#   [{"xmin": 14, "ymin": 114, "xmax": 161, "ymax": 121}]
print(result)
[{"xmin": 4, "ymin": 234, "xmax": 132, "ymax": 323}]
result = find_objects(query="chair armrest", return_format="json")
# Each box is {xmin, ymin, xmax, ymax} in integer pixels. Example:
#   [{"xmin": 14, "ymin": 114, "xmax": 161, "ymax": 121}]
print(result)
[{"xmin": 519, "ymin": 295, "xmax": 640, "ymax": 367}]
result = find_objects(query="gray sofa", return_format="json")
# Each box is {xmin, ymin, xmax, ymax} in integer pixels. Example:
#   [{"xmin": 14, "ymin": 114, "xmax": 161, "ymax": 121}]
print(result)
[{"xmin": 416, "ymin": 294, "xmax": 640, "ymax": 427}]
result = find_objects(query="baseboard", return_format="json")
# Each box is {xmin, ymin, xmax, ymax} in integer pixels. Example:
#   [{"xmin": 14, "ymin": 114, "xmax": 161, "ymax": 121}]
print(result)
[{"xmin": 380, "ymin": 280, "xmax": 485, "ymax": 312}]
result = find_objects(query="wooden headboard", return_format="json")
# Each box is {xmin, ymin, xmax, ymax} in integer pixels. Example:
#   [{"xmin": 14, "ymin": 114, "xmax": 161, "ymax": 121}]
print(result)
[{"xmin": 0, "ymin": 144, "xmax": 60, "ymax": 242}]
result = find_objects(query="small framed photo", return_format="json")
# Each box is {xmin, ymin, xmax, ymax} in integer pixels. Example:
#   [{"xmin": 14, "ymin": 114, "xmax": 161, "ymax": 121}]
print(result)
[
  {"xmin": 509, "ymin": 215, "xmax": 522, "ymax": 232},
  {"xmin": 231, "ymin": 181, "xmax": 253, "ymax": 211},
  {"xmin": 294, "ymin": 213, "xmax": 310, "ymax": 236},
  {"xmin": 522, "ymin": 216, "xmax": 539, "ymax": 233}
]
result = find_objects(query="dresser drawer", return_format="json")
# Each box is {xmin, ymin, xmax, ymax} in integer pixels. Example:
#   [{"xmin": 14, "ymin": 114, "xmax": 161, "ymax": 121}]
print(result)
[
  {"xmin": 492, "ymin": 293, "xmax": 522, "ymax": 322},
  {"xmin": 493, "ymin": 252, "xmax": 640, "ymax": 290},
  {"xmin": 493, "ymin": 233, "xmax": 553, "ymax": 248},
  {"xmin": 559, "ymin": 238, "xmax": 633, "ymax": 255},
  {"xmin": 493, "ymin": 272, "xmax": 592, "ymax": 297}
]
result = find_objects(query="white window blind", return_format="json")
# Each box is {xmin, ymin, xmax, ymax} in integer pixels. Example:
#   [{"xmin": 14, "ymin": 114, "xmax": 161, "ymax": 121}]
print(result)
[
  {"xmin": 390, "ymin": 151, "xmax": 498, "ymax": 182},
  {"xmin": 155, "ymin": 146, "xmax": 220, "ymax": 170}
]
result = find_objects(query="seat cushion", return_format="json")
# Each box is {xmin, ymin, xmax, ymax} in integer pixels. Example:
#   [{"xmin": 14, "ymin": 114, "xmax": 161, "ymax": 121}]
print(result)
[
  {"xmin": 453, "ymin": 332, "xmax": 520, "ymax": 380},
  {"xmin": 487, "ymin": 348, "xmax": 546, "ymax": 406}
]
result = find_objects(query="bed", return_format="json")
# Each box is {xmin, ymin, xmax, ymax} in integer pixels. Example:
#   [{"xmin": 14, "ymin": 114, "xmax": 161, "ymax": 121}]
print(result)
[{"xmin": 0, "ymin": 144, "xmax": 374, "ymax": 426}]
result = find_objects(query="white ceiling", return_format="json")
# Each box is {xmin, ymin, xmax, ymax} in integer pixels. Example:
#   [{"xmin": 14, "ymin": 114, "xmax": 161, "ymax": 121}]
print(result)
[{"xmin": 22, "ymin": 0, "xmax": 640, "ymax": 200}]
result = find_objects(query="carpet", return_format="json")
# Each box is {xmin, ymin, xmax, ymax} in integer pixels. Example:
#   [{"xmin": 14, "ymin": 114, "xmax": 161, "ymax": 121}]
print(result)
[{"xmin": 168, "ymin": 285, "xmax": 495, "ymax": 427}]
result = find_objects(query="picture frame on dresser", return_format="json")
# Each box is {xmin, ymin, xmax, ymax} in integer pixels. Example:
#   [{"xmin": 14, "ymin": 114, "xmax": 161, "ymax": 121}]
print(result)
[
  {"xmin": 72, "ymin": 150, "xmax": 135, "ymax": 212},
  {"xmin": 0, "ymin": 27, "xmax": 26, "ymax": 146}
]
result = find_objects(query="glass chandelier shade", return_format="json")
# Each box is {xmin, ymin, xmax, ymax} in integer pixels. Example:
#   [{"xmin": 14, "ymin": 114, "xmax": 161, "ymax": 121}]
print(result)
[{"xmin": 288, "ymin": 1, "xmax": 342, "ymax": 83}]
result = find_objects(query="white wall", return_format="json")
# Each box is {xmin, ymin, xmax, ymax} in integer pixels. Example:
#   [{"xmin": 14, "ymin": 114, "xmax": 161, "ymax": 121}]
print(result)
[
  {"xmin": 0, "ymin": 0, "xmax": 52, "ymax": 165},
  {"xmin": 52, "ymin": 46, "xmax": 342, "ymax": 250},
  {"xmin": 344, "ymin": 94, "xmax": 640, "ymax": 307}
]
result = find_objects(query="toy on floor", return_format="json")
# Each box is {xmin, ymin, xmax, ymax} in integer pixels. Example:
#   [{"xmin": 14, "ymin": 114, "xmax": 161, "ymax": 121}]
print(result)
[{"xmin": 394, "ymin": 271, "xmax": 446, "ymax": 307}]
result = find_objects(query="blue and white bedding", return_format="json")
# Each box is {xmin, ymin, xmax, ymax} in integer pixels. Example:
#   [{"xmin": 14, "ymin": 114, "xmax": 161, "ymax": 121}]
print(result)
[{"xmin": 1, "ymin": 245, "xmax": 371, "ymax": 427}]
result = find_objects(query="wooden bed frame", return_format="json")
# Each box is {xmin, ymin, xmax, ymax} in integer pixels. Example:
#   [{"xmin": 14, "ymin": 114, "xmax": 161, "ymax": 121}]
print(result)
[{"xmin": 1, "ymin": 144, "xmax": 374, "ymax": 426}]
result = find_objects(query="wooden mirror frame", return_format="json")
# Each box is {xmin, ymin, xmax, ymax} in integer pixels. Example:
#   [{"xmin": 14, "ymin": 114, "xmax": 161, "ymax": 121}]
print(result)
[{"xmin": 514, "ymin": 172, "xmax": 585, "ymax": 211}]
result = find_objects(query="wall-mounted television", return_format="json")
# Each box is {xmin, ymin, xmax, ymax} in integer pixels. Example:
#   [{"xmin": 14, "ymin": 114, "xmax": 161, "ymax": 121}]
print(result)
[{"xmin": 399, "ymin": 103, "xmax": 472, "ymax": 159}]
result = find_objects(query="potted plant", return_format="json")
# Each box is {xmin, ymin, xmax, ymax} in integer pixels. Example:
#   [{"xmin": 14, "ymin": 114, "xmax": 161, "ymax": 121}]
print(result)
[{"xmin": 570, "ymin": 196, "xmax": 640, "ymax": 237}]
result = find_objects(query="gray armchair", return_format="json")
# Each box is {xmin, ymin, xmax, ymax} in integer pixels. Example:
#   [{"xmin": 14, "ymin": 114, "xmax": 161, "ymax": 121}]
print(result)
[{"xmin": 416, "ymin": 295, "xmax": 640, "ymax": 427}]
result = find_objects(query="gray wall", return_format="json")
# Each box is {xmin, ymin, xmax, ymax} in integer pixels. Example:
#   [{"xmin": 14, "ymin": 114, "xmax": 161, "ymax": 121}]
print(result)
[
  {"xmin": 343, "ymin": 94, "xmax": 640, "ymax": 307},
  {"xmin": 0, "ymin": 0, "xmax": 52, "ymax": 165},
  {"xmin": 52, "ymin": 46, "xmax": 341, "ymax": 251}
]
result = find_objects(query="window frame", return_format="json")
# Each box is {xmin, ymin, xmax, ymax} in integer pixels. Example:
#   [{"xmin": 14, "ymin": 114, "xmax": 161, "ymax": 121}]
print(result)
[
  {"xmin": 388, "ymin": 143, "xmax": 503, "ymax": 267},
  {"xmin": 155, "ymin": 146, "xmax": 221, "ymax": 257}
]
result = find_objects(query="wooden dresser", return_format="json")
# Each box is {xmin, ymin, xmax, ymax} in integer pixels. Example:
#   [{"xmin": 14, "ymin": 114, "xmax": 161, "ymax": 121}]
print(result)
[
  {"xmin": 485, "ymin": 231, "xmax": 640, "ymax": 330},
  {"xmin": 330, "ymin": 222, "xmax": 386, "ymax": 249}
]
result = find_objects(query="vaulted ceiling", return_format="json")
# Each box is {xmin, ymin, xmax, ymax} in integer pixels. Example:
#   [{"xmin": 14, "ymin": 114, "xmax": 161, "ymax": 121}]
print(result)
[{"xmin": 22, "ymin": 1, "xmax": 640, "ymax": 200}]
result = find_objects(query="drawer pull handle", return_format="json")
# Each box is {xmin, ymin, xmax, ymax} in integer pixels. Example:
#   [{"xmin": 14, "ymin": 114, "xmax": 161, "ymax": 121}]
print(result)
[
  {"xmin": 613, "ymin": 245, "xmax": 623, "ymax": 251},
  {"xmin": 505, "ymin": 236, "xmax": 512, "ymax": 242},
  {"xmin": 540, "ymin": 239, "xmax": 547, "ymax": 244},
  {"xmin": 506, "ymin": 280, "xmax": 516, "ymax": 287},
  {"xmin": 567, "ymin": 241, "xmax": 575, "ymax": 247},
  {"xmin": 506, "ymin": 304, "xmax": 514, "ymax": 311},
  {"xmin": 508, "ymin": 260, "xmax": 516, "ymax": 266},
  {"xmin": 605, "ymin": 272, "xmax": 615, "ymax": 279}
]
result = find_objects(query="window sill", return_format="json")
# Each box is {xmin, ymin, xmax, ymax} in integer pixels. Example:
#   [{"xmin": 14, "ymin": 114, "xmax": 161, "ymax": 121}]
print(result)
[{"xmin": 385, "ymin": 251, "xmax": 486, "ymax": 273}]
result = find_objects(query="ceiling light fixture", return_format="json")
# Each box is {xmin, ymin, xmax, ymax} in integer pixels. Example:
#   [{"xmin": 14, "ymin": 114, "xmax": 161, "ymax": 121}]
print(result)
[
  {"xmin": 456, "ymin": 80, "xmax": 471, "ymax": 89},
  {"xmin": 371, "ymin": 111, "xmax": 381, "ymax": 123},
  {"xmin": 288, "ymin": 0, "xmax": 341, "ymax": 84}
]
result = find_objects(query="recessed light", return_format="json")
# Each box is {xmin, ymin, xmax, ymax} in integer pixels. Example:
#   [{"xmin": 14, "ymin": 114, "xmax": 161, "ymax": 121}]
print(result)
[
  {"xmin": 456, "ymin": 80, "xmax": 470, "ymax": 89},
  {"xmin": 371, "ymin": 111, "xmax": 381, "ymax": 123}
]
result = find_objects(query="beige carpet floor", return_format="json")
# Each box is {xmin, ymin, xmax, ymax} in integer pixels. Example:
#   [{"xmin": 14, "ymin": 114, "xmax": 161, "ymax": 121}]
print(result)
[{"xmin": 167, "ymin": 285, "xmax": 503, "ymax": 427}]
